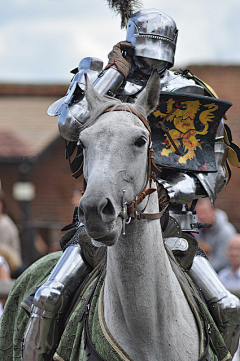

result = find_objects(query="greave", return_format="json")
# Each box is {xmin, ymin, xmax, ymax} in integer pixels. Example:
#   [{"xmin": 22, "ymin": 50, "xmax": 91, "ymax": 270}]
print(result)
[
  {"xmin": 188, "ymin": 255, "xmax": 240, "ymax": 356},
  {"xmin": 22, "ymin": 244, "xmax": 92, "ymax": 361}
]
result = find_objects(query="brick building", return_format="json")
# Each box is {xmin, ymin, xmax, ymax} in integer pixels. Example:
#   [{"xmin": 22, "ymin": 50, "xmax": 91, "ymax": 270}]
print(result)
[
  {"xmin": 0, "ymin": 65, "xmax": 240, "ymax": 264},
  {"xmin": 189, "ymin": 66, "xmax": 240, "ymax": 228},
  {"xmin": 0, "ymin": 84, "xmax": 80, "ymax": 265}
]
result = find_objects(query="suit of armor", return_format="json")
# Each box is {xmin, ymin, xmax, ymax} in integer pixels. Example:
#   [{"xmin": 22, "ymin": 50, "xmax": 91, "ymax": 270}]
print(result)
[{"xmin": 23, "ymin": 9, "xmax": 240, "ymax": 360}]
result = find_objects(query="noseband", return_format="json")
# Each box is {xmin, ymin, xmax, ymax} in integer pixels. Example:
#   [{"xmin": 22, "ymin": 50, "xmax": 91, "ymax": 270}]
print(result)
[{"xmin": 102, "ymin": 106, "xmax": 165, "ymax": 226}]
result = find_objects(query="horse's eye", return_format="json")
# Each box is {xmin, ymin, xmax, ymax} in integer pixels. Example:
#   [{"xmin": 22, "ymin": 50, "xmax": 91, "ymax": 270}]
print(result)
[{"xmin": 134, "ymin": 137, "xmax": 147, "ymax": 147}]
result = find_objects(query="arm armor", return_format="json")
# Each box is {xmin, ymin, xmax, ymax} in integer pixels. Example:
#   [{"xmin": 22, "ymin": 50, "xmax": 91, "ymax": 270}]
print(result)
[
  {"xmin": 22, "ymin": 244, "xmax": 92, "ymax": 361},
  {"xmin": 189, "ymin": 255, "xmax": 240, "ymax": 356},
  {"xmin": 157, "ymin": 173, "xmax": 206, "ymax": 205},
  {"xmin": 48, "ymin": 57, "xmax": 125, "ymax": 141}
]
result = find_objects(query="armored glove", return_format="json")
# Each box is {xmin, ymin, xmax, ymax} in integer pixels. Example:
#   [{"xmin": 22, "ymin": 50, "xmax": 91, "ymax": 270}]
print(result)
[
  {"xmin": 189, "ymin": 255, "xmax": 240, "ymax": 356},
  {"xmin": 105, "ymin": 41, "xmax": 134, "ymax": 79},
  {"xmin": 208, "ymin": 292, "xmax": 240, "ymax": 357}
]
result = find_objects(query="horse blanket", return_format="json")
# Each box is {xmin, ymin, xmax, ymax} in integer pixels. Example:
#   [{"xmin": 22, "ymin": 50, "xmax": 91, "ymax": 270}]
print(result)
[{"xmin": 0, "ymin": 251, "xmax": 232, "ymax": 361}]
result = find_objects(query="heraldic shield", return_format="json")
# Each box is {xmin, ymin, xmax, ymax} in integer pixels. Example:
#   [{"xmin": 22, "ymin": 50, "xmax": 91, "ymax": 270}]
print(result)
[{"xmin": 148, "ymin": 92, "xmax": 232, "ymax": 172}]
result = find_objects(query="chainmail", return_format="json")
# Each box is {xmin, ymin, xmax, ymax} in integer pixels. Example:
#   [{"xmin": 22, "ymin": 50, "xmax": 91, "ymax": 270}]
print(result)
[
  {"xmin": 60, "ymin": 225, "xmax": 106, "ymax": 269},
  {"xmin": 196, "ymin": 246, "xmax": 209, "ymax": 260}
]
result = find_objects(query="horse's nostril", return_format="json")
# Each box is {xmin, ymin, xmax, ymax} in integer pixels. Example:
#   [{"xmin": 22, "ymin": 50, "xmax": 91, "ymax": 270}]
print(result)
[
  {"xmin": 100, "ymin": 198, "xmax": 115, "ymax": 220},
  {"xmin": 79, "ymin": 196, "xmax": 115, "ymax": 224}
]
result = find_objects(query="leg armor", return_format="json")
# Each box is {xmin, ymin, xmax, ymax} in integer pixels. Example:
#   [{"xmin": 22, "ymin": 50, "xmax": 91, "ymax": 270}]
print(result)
[
  {"xmin": 188, "ymin": 254, "xmax": 240, "ymax": 356},
  {"xmin": 162, "ymin": 210, "xmax": 240, "ymax": 357},
  {"xmin": 22, "ymin": 243, "xmax": 92, "ymax": 361}
]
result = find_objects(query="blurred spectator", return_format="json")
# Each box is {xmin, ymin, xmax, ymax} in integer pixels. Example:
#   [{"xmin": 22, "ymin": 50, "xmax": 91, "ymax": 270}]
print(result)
[
  {"xmin": 0, "ymin": 243, "xmax": 25, "ymax": 279},
  {"xmin": 219, "ymin": 234, "xmax": 240, "ymax": 295},
  {"xmin": 0, "ymin": 191, "xmax": 22, "ymax": 262},
  {"xmin": 0, "ymin": 254, "xmax": 11, "ymax": 317},
  {"xmin": 195, "ymin": 198, "xmax": 236, "ymax": 273},
  {"xmin": 218, "ymin": 234, "xmax": 240, "ymax": 361}
]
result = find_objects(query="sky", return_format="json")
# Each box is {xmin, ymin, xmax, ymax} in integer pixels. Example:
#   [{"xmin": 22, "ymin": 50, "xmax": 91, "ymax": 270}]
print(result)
[{"xmin": 1, "ymin": 0, "xmax": 240, "ymax": 84}]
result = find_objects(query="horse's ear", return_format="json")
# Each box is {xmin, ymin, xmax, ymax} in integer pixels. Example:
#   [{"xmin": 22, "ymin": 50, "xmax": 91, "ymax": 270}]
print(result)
[
  {"xmin": 135, "ymin": 69, "xmax": 160, "ymax": 115},
  {"xmin": 84, "ymin": 73, "xmax": 106, "ymax": 111}
]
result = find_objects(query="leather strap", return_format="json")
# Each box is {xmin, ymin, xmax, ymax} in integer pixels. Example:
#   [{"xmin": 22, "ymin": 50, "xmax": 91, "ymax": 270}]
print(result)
[
  {"xmin": 195, "ymin": 298, "xmax": 210, "ymax": 361},
  {"xmin": 103, "ymin": 106, "xmax": 152, "ymax": 133},
  {"xmin": 78, "ymin": 269, "xmax": 106, "ymax": 361},
  {"xmin": 84, "ymin": 315, "xmax": 107, "ymax": 361},
  {"xmin": 129, "ymin": 205, "xmax": 167, "ymax": 220},
  {"xmin": 102, "ymin": 106, "xmax": 163, "ymax": 221},
  {"xmin": 127, "ymin": 188, "xmax": 156, "ymax": 214}
]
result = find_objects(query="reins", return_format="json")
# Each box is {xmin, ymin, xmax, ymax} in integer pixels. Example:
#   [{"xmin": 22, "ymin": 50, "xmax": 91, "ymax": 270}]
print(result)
[{"xmin": 102, "ymin": 106, "xmax": 165, "ymax": 222}]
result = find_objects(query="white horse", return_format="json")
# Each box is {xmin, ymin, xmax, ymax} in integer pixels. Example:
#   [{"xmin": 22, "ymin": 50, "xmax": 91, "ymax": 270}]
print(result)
[{"xmin": 78, "ymin": 70, "xmax": 199, "ymax": 361}]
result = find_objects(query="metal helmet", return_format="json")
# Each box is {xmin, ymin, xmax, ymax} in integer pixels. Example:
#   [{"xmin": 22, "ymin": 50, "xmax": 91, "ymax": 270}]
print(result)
[{"xmin": 126, "ymin": 9, "xmax": 178, "ymax": 69}]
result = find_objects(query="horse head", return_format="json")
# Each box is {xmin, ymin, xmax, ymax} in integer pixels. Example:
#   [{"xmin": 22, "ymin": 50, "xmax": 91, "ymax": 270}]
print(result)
[{"xmin": 78, "ymin": 70, "xmax": 160, "ymax": 245}]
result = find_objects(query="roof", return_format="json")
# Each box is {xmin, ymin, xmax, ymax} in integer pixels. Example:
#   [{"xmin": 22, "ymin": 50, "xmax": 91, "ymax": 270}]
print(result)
[
  {"xmin": 0, "ymin": 84, "xmax": 68, "ymax": 160},
  {"xmin": 0, "ymin": 84, "xmax": 67, "ymax": 97},
  {"xmin": 0, "ymin": 129, "xmax": 34, "ymax": 158}
]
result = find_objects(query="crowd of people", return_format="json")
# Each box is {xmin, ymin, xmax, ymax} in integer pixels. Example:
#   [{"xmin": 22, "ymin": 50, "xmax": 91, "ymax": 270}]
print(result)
[{"xmin": 195, "ymin": 198, "xmax": 237, "ymax": 273}]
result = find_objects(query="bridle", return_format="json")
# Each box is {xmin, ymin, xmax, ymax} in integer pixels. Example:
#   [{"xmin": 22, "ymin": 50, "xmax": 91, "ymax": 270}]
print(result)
[{"xmin": 101, "ymin": 105, "xmax": 166, "ymax": 230}]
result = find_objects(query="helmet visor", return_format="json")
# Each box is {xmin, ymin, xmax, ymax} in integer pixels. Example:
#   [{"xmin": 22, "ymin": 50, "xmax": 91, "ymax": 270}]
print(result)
[{"xmin": 134, "ymin": 56, "xmax": 168, "ymax": 75}]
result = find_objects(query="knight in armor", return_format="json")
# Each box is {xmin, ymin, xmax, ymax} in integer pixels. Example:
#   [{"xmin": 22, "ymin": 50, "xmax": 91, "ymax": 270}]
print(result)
[{"xmin": 22, "ymin": 8, "xmax": 240, "ymax": 360}]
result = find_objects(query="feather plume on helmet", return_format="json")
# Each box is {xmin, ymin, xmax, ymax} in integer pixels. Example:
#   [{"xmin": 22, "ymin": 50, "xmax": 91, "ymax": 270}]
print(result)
[{"xmin": 106, "ymin": 0, "xmax": 143, "ymax": 28}]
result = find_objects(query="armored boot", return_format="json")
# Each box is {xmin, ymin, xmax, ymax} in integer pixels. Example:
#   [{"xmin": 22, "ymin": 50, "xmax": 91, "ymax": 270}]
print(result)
[
  {"xmin": 188, "ymin": 253, "xmax": 240, "ymax": 356},
  {"xmin": 22, "ymin": 227, "xmax": 93, "ymax": 361}
]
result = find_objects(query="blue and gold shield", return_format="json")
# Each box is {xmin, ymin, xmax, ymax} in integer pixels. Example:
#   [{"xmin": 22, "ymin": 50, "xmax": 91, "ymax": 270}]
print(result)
[{"xmin": 148, "ymin": 92, "xmax": 232, "ymax": 172}]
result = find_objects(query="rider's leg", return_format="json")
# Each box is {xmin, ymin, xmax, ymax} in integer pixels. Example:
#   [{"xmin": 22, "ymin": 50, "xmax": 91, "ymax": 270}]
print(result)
[
  {"xmin": 22, "ymin": 231, "xmax": 93, "ymax": 361},
  {"xmin": 188, "ymin": 250, "xmax": 240, "ymax": 356},
  {"xmin": 163, "ymin": 211, "xmax": 240, "ymax": 357}
]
